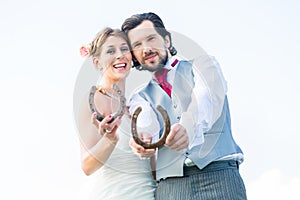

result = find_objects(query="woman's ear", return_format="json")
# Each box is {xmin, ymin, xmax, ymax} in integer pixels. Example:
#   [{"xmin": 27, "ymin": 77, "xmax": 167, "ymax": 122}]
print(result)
[{"xmin": 92, "ymin": 57, "xmax": 100, "ymax": 69}]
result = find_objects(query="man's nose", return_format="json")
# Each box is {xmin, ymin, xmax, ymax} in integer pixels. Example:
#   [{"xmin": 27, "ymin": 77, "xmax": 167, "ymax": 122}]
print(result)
[{"xmin": 142, "ymin": 43, "xmax": 152, "ymax": 54}]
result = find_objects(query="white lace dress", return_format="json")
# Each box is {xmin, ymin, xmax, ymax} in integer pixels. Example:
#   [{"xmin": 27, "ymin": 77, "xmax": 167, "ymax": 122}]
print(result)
[{"xmin": 87, "ymin": 116, "xmax": 156, "ymax": 200}]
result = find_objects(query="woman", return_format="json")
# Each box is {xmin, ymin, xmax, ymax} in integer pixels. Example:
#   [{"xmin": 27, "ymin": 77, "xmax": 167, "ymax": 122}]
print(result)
[{"xmin": 78, "ymin": 28, "xmax": 156, "ymax": 200}]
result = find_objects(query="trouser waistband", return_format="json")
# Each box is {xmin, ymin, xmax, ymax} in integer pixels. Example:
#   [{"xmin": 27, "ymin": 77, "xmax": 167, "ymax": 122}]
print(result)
[{"xmin": 183, "ymin": 160, "xmax": 239, "ymax": 177}]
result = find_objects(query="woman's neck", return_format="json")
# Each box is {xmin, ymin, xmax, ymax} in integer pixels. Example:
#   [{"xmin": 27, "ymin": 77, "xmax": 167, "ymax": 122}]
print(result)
[{"xmin": 101, "ymin": 80, "xmax": 125, "ymax": 95}]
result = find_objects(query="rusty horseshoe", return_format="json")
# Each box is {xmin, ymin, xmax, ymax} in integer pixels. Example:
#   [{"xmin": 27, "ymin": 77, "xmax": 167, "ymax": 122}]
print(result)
[
  {"xmin": 131, "ymin": 105, "xmax": 170, "ymax": 149},
  {"xmin": 89, "ymin": 84, "xmax": 126, "ymax": 123}
]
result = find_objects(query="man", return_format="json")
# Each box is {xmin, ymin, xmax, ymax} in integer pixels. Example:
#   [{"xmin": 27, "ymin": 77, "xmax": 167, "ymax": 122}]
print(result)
[{"xmin": 122, "ymin": 12, "xmax": 247, "ymax": 199}]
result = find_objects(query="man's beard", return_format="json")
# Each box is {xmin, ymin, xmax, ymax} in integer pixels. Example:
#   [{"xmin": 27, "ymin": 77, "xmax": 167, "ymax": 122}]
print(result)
[{"xmin": 140, "ymin": 50, "xmax": 168, "ymax": 72}]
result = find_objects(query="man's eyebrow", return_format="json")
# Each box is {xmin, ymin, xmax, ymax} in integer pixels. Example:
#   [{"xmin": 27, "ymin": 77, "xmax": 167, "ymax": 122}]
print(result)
[{"xmin": 147, "ymin": 34, "xmax": 157, "ymax": 38}]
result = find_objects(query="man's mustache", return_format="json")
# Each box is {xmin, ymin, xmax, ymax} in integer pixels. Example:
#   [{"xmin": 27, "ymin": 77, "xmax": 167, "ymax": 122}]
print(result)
[{"xmin": 143, "ymin": 52, "xmax": 158, "ymax": 61}]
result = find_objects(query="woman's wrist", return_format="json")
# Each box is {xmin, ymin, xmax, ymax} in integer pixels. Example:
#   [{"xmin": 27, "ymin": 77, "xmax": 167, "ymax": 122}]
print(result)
[{"xmin": 103, "ymin": 134, "xmax": 119, "ymax": 146}]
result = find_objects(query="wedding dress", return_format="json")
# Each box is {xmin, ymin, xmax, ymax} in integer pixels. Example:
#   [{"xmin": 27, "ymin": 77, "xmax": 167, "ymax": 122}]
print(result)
[{"xmin": 87, "ymin": 115, "xmax": 156, "ymax": 200}]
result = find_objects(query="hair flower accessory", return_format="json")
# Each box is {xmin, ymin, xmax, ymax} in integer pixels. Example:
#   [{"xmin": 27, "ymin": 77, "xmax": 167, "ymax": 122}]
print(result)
[{"xmin": 80, "ymin": 44, "xmax": 92, "ymax": 58}]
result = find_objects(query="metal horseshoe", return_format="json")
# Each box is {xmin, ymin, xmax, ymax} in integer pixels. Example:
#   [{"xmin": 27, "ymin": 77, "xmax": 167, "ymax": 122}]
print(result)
[
  {"xmin": 131, "ymin": 105, "xmax": 170, "ymax": 149},
  {"xmin": 89, "ymin": 84, "xmax": 126, "ymax": 123}
]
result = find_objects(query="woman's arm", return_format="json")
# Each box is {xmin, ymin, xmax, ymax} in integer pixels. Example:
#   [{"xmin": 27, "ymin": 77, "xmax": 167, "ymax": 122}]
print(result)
[
  {"xmin": 78, "ymin": 96, "xmax": 121, "ymax": 176},
  {"xmin": 80, "ymin": 131, "xmax": 118, "ymax": 176}
]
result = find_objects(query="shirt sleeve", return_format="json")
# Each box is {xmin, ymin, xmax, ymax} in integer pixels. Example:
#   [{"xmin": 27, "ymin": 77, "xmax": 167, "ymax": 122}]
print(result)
[
  {"xmin": 128, "ymin": 93, "xmax": 160, "ymax": 142},
  {"xmin": 210, "ymin": 56, "xmax": 228, "ymax": 94},
  {"xmin": 187, "ymin": 55, "xmax": 228, "ymax": 149}
]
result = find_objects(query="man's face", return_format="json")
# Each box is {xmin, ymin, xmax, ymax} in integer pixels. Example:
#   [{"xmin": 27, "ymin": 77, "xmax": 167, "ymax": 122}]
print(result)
[{"xmin": 127, "ymin": 20, "xmax": 171, "ymax": 72}]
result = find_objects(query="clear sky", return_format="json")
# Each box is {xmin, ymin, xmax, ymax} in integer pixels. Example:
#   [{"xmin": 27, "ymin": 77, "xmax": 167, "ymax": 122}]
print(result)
[{"xmin": 1, "ymin": 0, "xmax": 299, "ymax": 199}]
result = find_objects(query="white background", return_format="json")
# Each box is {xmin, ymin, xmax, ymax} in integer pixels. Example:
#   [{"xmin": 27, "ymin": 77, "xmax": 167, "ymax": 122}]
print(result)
[{"xmin": 0, "ymin": 0, "xmax": 299, "ymax": 199}]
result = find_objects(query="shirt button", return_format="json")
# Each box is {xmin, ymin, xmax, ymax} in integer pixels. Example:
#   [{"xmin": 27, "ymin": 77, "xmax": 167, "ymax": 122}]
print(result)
[
  {"xmin": 173, "ymin": 104, "xmax": 177, "ymax": 109},
  {"xmin": 177, "ymin": 116, "xmax": 181, "ymax": 120}
]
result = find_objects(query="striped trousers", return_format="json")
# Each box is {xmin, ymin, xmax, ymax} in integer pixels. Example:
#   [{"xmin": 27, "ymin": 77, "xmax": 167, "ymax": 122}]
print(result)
[{"xmin": 155, "ymin": 160, "xmax": 247, "ymax": 200}]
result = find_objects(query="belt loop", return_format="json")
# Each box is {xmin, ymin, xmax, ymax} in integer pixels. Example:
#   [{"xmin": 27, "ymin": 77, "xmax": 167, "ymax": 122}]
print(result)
[{"xmin": 236, "ymin": 161, "xmax": 239, "ymax": 170}]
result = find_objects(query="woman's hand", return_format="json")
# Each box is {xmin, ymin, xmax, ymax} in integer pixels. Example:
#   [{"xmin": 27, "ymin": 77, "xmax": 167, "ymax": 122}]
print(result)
[{"xmin": 91, "ymin": 112, "xmax": 122, "ymax": 145}]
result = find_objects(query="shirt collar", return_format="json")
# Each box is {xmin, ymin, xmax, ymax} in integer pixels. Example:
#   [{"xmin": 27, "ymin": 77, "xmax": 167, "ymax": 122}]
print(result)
[
  {"xmin": 151, "ymin": 56, "xmax": 181, "ymax": 83},
  {"xmin": 164, "ymin": 56, "xmax": 181, "ymax": 70}
]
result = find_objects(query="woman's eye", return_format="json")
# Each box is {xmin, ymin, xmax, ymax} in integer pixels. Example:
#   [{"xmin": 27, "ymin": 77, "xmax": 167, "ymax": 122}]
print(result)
[
  {"xmin": 107, "ymin": 49, "xmax": 115, "ymax": 54},
  {"xmin": 121, "ymin": 46, "xmax": 129, "ymax": 52}
]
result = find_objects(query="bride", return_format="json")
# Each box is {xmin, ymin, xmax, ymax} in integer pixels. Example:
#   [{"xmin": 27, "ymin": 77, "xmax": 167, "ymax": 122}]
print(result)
[{"xmin": 77, "ymin": 27, "xmax": 156, "ymax": 200}]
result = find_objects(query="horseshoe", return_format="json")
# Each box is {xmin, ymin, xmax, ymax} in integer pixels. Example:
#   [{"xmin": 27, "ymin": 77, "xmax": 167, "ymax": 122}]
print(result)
[
  {"xmin": 131, "ymin": 105, "xmax": 170, "ymax": 149},
  {"xmin": 89, "ymin": 84, "xmax": 126, "ymax": 123}
]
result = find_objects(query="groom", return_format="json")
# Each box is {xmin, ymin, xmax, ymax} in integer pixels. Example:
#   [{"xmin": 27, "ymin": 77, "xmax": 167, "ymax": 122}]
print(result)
[{"xmin": 122, "ymin": 12, "xmax": 247, "ymax": 199}]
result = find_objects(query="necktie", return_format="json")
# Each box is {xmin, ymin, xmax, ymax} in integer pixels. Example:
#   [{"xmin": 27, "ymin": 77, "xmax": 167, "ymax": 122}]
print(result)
[{"xmin": 154, "ymin": 68, "xmax": 172, "ymax": 97}]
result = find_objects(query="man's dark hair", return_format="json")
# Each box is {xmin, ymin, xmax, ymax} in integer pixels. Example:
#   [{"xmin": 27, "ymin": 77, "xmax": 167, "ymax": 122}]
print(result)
[{"xmin": 121, "ymin": 12, "xmax": 177, "ymax": 56}]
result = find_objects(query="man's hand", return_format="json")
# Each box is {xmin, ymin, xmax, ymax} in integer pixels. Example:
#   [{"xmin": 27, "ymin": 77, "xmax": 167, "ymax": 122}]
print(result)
[
  {"xmin": 165, "ymin": 123, "xmax": 189, "ymax": 151},
  {"xmin": 129, "ymin": 132, "xmax": 156, "ymax": 159}
]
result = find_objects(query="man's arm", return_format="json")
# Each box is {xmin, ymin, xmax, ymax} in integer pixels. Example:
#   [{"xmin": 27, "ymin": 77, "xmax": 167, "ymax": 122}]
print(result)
[{"xmin": 188, "ymin": 55, "xmax": 228, "ymax": 149}]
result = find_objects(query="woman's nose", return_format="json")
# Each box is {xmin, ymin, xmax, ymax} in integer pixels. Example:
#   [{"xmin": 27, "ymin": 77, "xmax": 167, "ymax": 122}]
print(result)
[{"xmin": 116, "ymin": 50, "xmax": 125, "ymax": 59}]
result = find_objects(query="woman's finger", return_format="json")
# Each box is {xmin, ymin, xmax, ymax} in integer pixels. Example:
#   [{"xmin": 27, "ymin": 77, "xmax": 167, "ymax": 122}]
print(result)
[
  {"xmin": 103, "ymin": 116, "xmax": 122, "ymax": 133},
  {"xmin": 91, "ymin": 112, "xmax": 100, "ymax": 128}
]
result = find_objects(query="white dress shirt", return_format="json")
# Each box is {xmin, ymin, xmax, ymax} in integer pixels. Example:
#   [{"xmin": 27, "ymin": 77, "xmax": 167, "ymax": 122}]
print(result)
[{"xmin": 129, "ymin": 55, "xmax": 229, "ymax": 149}]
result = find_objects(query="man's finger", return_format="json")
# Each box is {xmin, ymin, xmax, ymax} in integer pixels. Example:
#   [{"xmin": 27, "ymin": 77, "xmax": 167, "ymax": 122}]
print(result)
[
  {"xmin": 165, "ymin": 129, "xmax": 175, "ymax": 145},
  {"xmin": 140, "ymin": 132, "xmax": 152, "ymax": 143},
  {"xmin": 168, "ymin": 136, "xmax": 188, "ymax": 151},
  {"xmin": 165, "ymin": 124, "xmax": 182, "ymax": 145},
  {"xmin": 129, "ymin": 138, "xmax": 145, "ymax": 153}
]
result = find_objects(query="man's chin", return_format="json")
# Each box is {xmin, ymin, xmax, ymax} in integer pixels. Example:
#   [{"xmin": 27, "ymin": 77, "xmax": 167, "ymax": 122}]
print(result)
[{"xmin": 142, "ymin": 62, "xmax": 164, "ymax": 72}]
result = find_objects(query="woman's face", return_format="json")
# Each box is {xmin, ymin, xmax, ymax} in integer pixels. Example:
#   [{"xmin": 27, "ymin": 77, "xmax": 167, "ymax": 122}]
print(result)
[{"xmin": 97, "ymin": 36, "xmax": 132, "ymax": 81}]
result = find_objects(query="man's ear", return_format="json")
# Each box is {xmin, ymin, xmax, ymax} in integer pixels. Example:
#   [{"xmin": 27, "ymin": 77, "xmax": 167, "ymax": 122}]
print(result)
[{"xmin": 164, "ymin": 35, "xmax": 171, "ymax": 48}]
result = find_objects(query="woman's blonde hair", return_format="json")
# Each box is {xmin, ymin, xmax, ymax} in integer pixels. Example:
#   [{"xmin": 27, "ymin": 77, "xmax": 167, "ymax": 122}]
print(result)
[{"xmin": 89, "ymin": 27, "xmax": 130, "ymax": 58}]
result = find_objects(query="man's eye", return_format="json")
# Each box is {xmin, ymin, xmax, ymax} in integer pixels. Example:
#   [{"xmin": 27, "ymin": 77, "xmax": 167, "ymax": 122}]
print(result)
[
  {"xmin": 148, "ymin": 36, "xmax": 155, "ymax": 41},
  {"xmin": 133, "ymin": 43, "xmax": 141, "ymax": 49}
]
